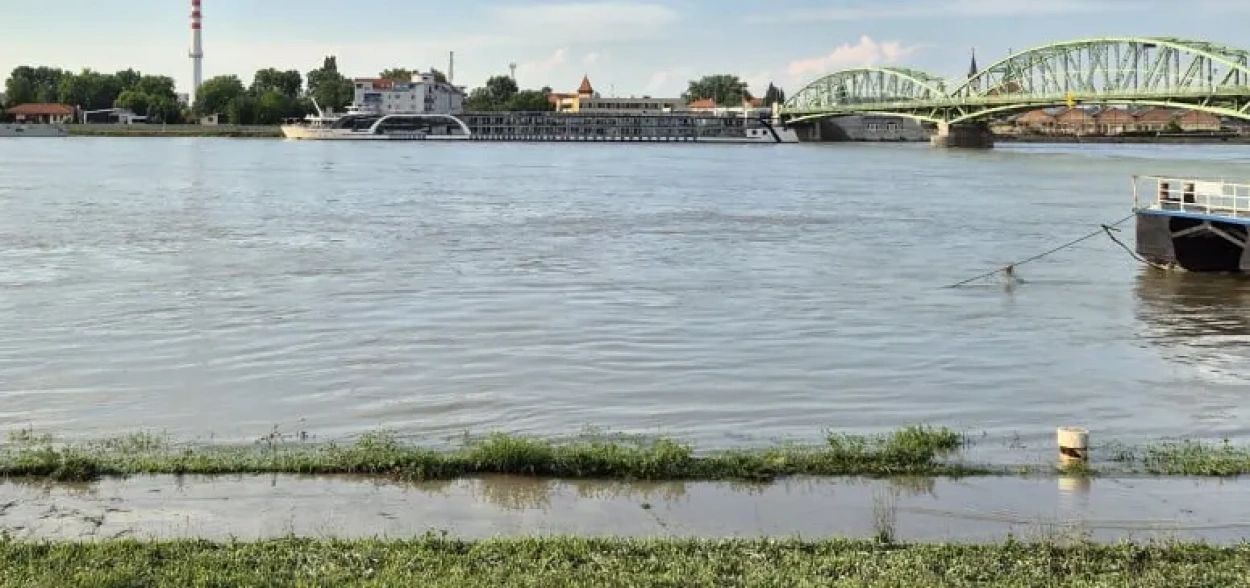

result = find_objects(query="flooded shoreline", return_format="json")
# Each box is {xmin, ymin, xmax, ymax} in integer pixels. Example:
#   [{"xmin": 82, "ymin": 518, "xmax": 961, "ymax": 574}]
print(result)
[{"xmin": 2, "ymin": 473, "xmax": 1248, "ymax": 544}]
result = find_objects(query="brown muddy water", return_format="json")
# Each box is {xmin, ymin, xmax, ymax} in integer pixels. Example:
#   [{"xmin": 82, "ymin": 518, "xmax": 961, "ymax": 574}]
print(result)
[
  {"xmin": 2, "ymin": 474, "xmax": 1248, "ymax": 543},
  {"xmin": 2, "ymin": 139, "xmax": 1250, "ymax": 460}
]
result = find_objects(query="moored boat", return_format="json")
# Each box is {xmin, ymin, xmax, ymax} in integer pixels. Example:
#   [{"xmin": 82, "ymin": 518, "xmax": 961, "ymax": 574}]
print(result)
[
  {"xmin": 280, "ymin": 99, "xmax": 472, "ymax": 140},
  {"xmin": 1133, "ymin": 175, "xmax": 1250, "ymax": 272}
]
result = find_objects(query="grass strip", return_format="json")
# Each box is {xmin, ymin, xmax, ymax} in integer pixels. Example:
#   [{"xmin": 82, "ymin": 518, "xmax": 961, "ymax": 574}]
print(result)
[
  {"xmin": 9, "ymin": 426, "xmax": 1250, "ymax": 483},
  {"xmin": 1109, "ymin": 439, "xmax": 1250, "ymax": 476},
  {"xmin": 0, "ymin": 426, "xmax": 977, "ymax": 483},
  {"xmin": 0, "ymin": 535, "xmax": 1246, "ymax": 587}
]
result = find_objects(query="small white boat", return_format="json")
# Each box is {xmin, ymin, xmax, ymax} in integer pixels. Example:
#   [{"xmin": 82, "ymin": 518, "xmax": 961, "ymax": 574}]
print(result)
[
  {"xmin": 280, "ymin": 99, "xmax": 471, "ymax": 141},
  {"xmin": 0, "ymin": 123, "xmax": 68, "ymax": 137}
]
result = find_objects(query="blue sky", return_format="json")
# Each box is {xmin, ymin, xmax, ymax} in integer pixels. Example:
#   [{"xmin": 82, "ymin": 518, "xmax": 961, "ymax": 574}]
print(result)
[{"xmin": 3, "ymin": 0, "xmax": 1249, "ymax": 98}]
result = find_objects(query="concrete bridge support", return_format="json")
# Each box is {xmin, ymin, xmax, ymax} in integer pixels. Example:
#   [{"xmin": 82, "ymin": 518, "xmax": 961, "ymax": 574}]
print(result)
[{"xmin": 930, "ymin": 122, "xmax": 994, "ymax": 149}]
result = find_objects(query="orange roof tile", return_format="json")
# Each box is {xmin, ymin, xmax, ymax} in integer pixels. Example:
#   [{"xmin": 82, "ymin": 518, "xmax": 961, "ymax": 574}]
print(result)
[
  {"xmin": 6, "ymin": 103, "xmax": 74, "ymax": 116},
  {"xmin": 577, "ymin": 75, "xmax": 594, "ymax": 94},
  {"xmin": 1136, "ymin": 108, "xmax": 1178, "ymax": 123},
  {"xmin": 688, "ymin": 98, "xmax": 716, "ymax": 109}
]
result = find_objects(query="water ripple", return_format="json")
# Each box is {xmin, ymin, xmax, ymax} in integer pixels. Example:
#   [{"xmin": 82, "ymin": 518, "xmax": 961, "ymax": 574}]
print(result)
[{"xmin": 1, "ymin": 139, "xmax": 1250, "ymax": 455}]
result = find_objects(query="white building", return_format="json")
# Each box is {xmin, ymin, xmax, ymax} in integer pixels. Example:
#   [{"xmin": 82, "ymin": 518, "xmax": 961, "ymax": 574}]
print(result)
[{"xmin": 353, "ymin": 73, "xmax": 466, "ymax": 115}]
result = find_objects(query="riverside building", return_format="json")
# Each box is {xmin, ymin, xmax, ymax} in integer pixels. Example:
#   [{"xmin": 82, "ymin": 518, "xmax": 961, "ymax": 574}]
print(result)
[{"xmin": 352, "ymin": 73, "xmax": 466, "ymax": 115}]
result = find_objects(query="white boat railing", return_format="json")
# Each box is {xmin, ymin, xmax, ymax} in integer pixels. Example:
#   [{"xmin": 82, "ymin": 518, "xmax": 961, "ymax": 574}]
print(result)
[{"xmin": 1133, "ymin": 175, "xmax": 1250, "ymax": 219}]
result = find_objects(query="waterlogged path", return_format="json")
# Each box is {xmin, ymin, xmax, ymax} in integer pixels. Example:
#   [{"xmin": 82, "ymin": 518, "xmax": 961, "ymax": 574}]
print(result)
[
  {"xmin": 1, "ymin": 139, "xmax": 1249, "ymax": 456},
  {"xmin": 2, "ymin": 474, "xmax": 1248, "ymax": 543}
]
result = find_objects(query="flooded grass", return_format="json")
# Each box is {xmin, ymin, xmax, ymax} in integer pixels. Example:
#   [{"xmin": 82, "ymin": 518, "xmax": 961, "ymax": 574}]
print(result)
[
  {"xmin": 0, "ymin": 535, "xmax": 1246, "ymax": 587},
  {"xmin": 1112, "ymin": 439, "xmax": 1250, "ymax": 476},
  {"xmin": 6, "ymin": 426, "xmax": 1250, "ymax": 484},
  {"xmin": 0, "ymin": 426, "xmax": 980, "ymax": 483}
]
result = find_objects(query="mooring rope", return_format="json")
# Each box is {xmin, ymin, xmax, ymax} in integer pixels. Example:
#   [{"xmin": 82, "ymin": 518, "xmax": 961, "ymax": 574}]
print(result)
[
  {"xmin": 1099, "ymin": 222, "xmax": 1172, "ymax": 270},
  {"xmin": 944, "ymin": 213, "xmax": 1139, "ymax": 288}
]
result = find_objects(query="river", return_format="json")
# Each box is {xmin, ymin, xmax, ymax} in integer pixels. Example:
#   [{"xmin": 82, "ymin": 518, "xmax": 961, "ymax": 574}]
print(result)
[{"xmin": 1, "ymin": 137, "xmax": 1247, "ymax": 456}]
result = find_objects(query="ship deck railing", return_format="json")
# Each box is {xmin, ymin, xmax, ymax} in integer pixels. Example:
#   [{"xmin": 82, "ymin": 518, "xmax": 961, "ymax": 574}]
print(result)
[{"xmin": 1133, "ymin": 175, "xmax": 1250, "ymax": 220}]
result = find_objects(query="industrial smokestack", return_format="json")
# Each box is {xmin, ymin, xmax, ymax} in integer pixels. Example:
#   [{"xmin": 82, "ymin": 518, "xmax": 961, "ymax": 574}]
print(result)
[
  {"xmin": 448, "ymin": 51, "xmax": 455, "ymax": 84},
  {"xmin": 189, "ymin": 0, "xmax": 203, "ymax": 104}
]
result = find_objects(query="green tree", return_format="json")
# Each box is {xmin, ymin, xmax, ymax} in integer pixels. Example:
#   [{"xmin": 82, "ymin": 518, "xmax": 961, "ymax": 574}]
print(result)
[
  {"xmin": 146, "ymin": 95, "xmax": 181, "ymax": 122},
  {"xmin": 505, "ymin": 90, "xmax": 553, "ymax": 111},
  {"xmin": 762, "ymin": 83, "xmax": 785, "ymax": 106},
  {"xmin": 306, "ymin": 56, "xmax": 354, "ymax": 111},
  {"xmin": 465, "ymin": 75, "xmax": 518, "ymax": 111},
  {"xmin": 225, "ymin": 93, "xmax": 257, "ymax": 125},
  {"xmin": 429, "ymin": 69, "xmax": 448, "ymax": 84},
  {"xmin": 114, "ymin": 68, "xmax": 142, "ymax": 91},
  {"xmin": 57, "ymin": 69, "xmax": 123, "ymax": 110},
  {"xmin": 254, "ymin": 90, "xmax": 298, "ymax": 124},
  {"xmin": 135, "ymin": 75, "xmax": 177, "ymax": 99},
  {"xmin": 251, "ymin": 68, "xmax": 302, "ymax": 98},
  {"xmin": 113, "ymin": 90, "xmax": 150, "ymax": 116},
  {"xmin": 194, "ymin": 74, "xmax": 246, "ymax": 116},
  {"xmin": 682, "ymin": 74, "xmax": 748, "ymax": 105},
  {"xmin": 379, "ymin": 68, "xmax": 413, "ymax": 81},
  {"xmin": 5, "ymin": 66, "xmax": 69, "ymax": 105}
]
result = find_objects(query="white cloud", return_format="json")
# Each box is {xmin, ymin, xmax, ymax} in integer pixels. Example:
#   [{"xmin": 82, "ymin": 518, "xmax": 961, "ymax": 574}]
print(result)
[
  {"xmin": 582, "ymin": 52, "xmax": 602, "ymax": 65},
  {"xmin": 516, "ymin": 48, "xmax": 569, "ymax": 81},
  {"xmin": 757, "ymin": 0, "xmax": 1125, "ymax": 23},
  {"xmin": 1192, "ymin": 0, "xmax": 1250, "ymax": 12},
  {"xmin": 644, "ymin": 66, "xmax": 694, "ymax": 95},
  {"xmin": 742, "ymin": 71, "xmax": 774, "ymax": 96},
  {"xmin": 489, "ymin": 3, "xmax": 678, "ymax": 43},
  {"xmin": 785, "ymin": 36, "xmax": 921, "ymax": 79}
]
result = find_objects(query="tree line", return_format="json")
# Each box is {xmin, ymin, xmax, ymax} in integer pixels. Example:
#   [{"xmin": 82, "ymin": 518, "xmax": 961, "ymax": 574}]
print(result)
[
  {"xmin": 3, "ymin": 60, "xmax": 786, "ymax": 125},
  {"xmin": 682, "ymin": 74, "xmax": 786, "ymax": 107},
  {"xmin": 3, "ymin": 66, "xmax": 184, "ymax": 122}
]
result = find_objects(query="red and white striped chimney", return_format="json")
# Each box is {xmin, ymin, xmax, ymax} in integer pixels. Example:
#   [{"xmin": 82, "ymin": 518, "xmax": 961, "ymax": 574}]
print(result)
[{"xmin": 189, "ymin": 0, "xmax": 203, "ymax": 102}]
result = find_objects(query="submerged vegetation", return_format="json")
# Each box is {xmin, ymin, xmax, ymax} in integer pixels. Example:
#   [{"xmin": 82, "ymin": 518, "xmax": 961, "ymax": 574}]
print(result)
[
  {"xmin": 4, "ymin": 426, "xmax": 1250, "ymax": 483},
  {"xmin": 1109, "ymin": 439, "xmax": 1250, "ymax": 476},
  {"xmin": 0, "ymin": 426, "xmax": 974, "ymax": 483},
  {"xmin": 0, "ymin": 535, "xmax": 1247, "ymax": 587}
]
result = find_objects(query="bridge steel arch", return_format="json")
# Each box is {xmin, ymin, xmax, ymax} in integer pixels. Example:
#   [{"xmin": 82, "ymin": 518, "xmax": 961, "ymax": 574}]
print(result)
[
  {"xmin": 780, "ymin": 37, "xmax": 1250, "ymax": 125},
  {"xmin": 783, "ymin": 67, "xmax": 949, "ymax": 123},
  {"xmin": 941, "ymin": 36, "xmax": 1250, "ymax": 123}
]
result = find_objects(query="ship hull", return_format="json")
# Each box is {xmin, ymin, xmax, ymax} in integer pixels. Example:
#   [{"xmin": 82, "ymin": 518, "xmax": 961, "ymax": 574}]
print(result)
[
  {"xmin": 280, "ymin": 126, "xmax": 800, "ymax": 144},
  {"xmin": 280, "ymin": 126, "xmax": 470, "ymax": 140},
  {"xmin": 1135, "ymin": 210, "xmax": 1250, "ymax": 272}
]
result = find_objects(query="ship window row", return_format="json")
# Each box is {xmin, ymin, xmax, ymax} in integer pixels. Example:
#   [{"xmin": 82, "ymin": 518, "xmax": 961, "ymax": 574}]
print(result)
[
  {"xmin": 578, "ymin": 102, "xmax": 680, "ymax": 111},
  {"xmin": 468, "ymin": 127, "xmax": 751, "ymax": 137},
  {"xmin": 461, "ymin": 116, "xmax": 750, "ymax": 128}
]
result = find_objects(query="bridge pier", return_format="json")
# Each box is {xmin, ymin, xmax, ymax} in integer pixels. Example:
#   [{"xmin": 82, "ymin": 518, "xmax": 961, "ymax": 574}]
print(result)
[{"xmin": 930, "ymin": 122, "xmax": 994, "ymax": 149}]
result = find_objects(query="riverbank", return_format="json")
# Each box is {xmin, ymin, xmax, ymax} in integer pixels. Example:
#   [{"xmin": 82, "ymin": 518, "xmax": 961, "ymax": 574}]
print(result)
[
  {"xmin": 67, "ymin": 123, "xmax": 281, "ymax": 138},
  {"xmin": 995, "ymin": 133, "xmax": 1250, "ymax": 144},
  {"xmin": 0, "ymin": 535, "xmax": 1245, "ymax": 586},
  {"xmin": 5, "ymin": 426, "xmax": 1250, "ymax": 483}
]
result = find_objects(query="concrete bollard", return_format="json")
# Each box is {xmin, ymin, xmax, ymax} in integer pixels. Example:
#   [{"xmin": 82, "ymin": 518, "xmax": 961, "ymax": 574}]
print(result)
[{"xmin": 1057, "ymin": 427, "xmax": 1089, "ymax": 465}]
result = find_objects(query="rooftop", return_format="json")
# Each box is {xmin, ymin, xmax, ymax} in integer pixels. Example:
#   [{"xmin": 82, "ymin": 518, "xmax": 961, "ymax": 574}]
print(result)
[
  {"xmin": 577, "ymin": 75, "xmax": 594, "ymax": 95},
  {"xmin": 6, "ymin": 103, "xmax": 74, "ymax": 116}
]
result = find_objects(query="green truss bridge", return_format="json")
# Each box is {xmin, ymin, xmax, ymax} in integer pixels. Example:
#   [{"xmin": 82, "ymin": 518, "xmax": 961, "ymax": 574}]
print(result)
[{"xmin": 780, "ymin": 36, "xmax": 1250, "ymax": 147}]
